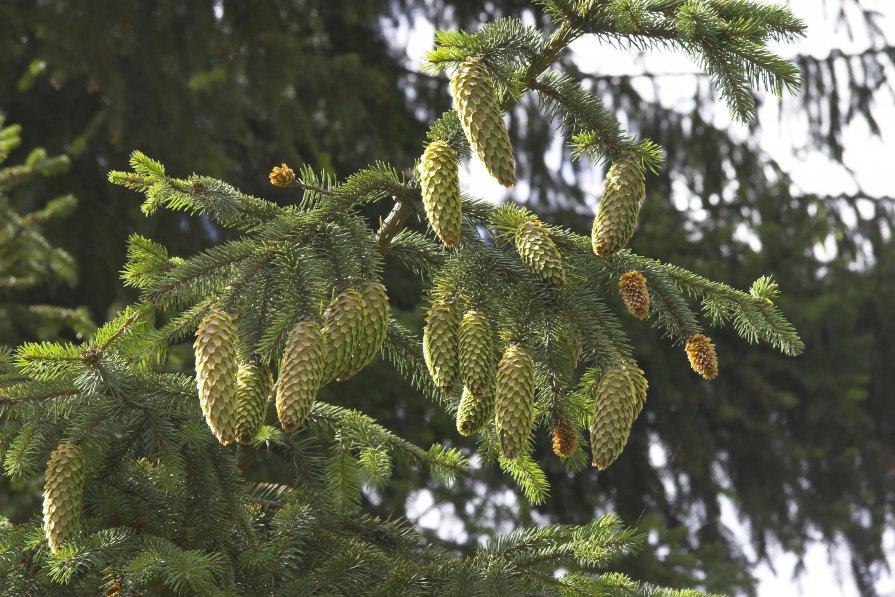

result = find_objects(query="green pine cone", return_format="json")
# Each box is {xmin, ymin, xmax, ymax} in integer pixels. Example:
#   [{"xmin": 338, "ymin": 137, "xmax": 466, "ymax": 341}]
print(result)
[
  {"xmin": 458, "ymin": 310, "xmax": 495, "ymax": 398},
  {"xmin": 515, "ymin": 221, "xmax": 566, "ymax": 287},
  {"xmin": 43, "ymin": 442, "xmax": 85, "ymax": 553},
  {"xmin": 423, "ymin": 300, "xmax": 460, "ymax": 394},
  {"xmin": 456, "ymin": 386, "xmax": 494, "ymax": 436},
  {"xmin": 340, "ymin": 280, "xmax": 390, "ymax": 379},
  {"xmin": 589, "ymin": 363, "xmax": 648, "ymax": 470},
  {"xmin": 194, "ymin": 308, "xmax": 240, "ymax": 445},
  {"xmin": 321, "ymin": 288, "xmax": 368, "ymax": 384},
  {"xmin": 277, "ymin": 321, "xmax": 326, "ymax": 432},
  {"xmin": 419, "ymin": 141, "xmax": 463, "ymax": 248},
  {"xmin": 495, "ymin": 344, "xmax": 536, "ymax": 459},
  {"xmin": 592, "ymin": 154, "xmax": 646, "ymax": 256},
  {"xmin": 235, "ymin": 361, "xmax": 274, "ymax": 445},
  {"xmin": 450, "ymin": 57, "xmax": 516, "ymax": 188}
]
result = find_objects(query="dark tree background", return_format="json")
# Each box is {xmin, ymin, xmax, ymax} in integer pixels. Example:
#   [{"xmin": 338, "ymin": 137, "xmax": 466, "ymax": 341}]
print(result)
[{"xmin": 1, "ymin": 1, "xmax": 892, "ymax": 595}]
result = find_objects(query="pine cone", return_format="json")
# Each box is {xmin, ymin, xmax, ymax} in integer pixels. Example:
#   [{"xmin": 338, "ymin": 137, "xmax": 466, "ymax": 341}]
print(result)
[
  {"xmin": 450, "ymin": 57, "xmax": 516, "ymax": 187},
  {"xmin": 589, "ymin": 363, "xmax": 648, "ymax": 470},
  {"xmin": 423, "ymin": 300, "xmax": 460, "ymax": 394},
  {"xmin": 515, "ymin": 221, "xmax": 566, "ymax": 287},
  {"xmin": 619, "ymin": 271, "xmax": 650, "ymax": 319},
  {"xmin": 458, "ymin": 310, "xmax": 495, "ymax": 398},
  {"xmin": 341, "ymin": 280, "xmax": 390, "ymax": 378},
  {"xmin": 321, "ymin": 288, "xmax": 368, "ymax": 384},
  {"xmin": 194, "ymin": 308, "xmax": 239, "ymax": 445},
  {"xmin": 269, "ymin": 163, "xmax": 295, "ymax": 187},
  {"xmin": 456, "ymin": 386, "xmax": 493, "ymax": 436},
  {"xmin": 495, "ymin": 344, "xmax": 536, "ymax": 459},
  {"xmin": 277, "ymin": 321, "xmax": 326, "ymax": 431},
  {"xmin": 419, "ymin": 141, "xmax": 462, "ymax": 248},
  {"xmin": 552, "ymin": 417, "xmax": 578, "ymax": 458},
  {"xmin": 235, "ymin": 361, "xmax": 274, "ymax": 445},
  {"xmin": 592, "ymin": 154, "xmax": 646, "ymax": 255},
  {"xmin": 685, "ymin": 333, "xmax": 718, "ymax": 380},
  {"xmin": 43, "ymin": 442, "xmax": 85, "ymax": 553}
]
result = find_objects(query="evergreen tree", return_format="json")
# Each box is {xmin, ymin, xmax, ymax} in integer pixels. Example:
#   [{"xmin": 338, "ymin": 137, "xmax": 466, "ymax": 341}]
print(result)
[
  {"xmin": 0, "ymin": 2, "xmax": 812, "ymax": 594},
  {"xmin": 0, "ymin": 116, "xmax": 94, "ymax": 346}
]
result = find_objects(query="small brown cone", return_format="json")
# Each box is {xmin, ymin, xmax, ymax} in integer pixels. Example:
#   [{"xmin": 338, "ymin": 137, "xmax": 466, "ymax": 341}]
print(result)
[
  {"xmin": 235, "ymin": 361, "xmax": 274, "ymax": 445},
  {"xmin": 450, "ymin": 57, "xmax": 516, "ymax": 187},
  {"xmin": 423, "ymin": 300, "xmax": 460, "ymax": 394},
  {"xmin": 194, "ymin": 308, "xmax": 239, "ymax": 445},
  {"xmin": 277, "ymin": 321, "xmax": 327, "ymax": 431},
  {"xmin": 269, "ymin": 163, "xmax": 295, "ymax": 187},
  {"xmin": 592, "ymin": 153, "xmax": 646, "ymax": 256},
  {"xmin": 321, "ymin": 288, "xmax": 368, "ymax": 384},
  {"xmin": 685, "ymin": 334, "xmax": 718, "ymax": 380},
  {"xmin": 552, "ymin": 417, "xmax": 577, "ymax": 458},
  {"xmin": 495, "ymin": 344, "xmax": 536, "ymax": 460},
  {"xmin": 619, "ymin": 271, "xmax": 650, "ymax": 320},
  {"xmin": 43, "ymin": 442, "xmax": 85, "ymax": 553},
  {"xmin": 419, "ymin": 141, "xmax": 463, "ymax": 248},
  {"xmin": 515, "ymin": 221, "xmax": 566, "ymax": 287}
]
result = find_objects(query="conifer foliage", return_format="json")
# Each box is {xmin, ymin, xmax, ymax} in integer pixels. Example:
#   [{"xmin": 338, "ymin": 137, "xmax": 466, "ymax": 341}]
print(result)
[{"xmin": 0, "ymin": 1, "xmax": 808, "ymax": 594}]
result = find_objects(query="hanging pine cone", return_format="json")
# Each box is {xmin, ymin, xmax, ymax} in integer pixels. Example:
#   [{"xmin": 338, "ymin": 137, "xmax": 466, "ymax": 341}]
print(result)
[
  {"xmin": 458, "ymin": 309, "xmax": 495, "ymax": 398},
  {"xmin": 419, "ymin": 141, "xmax": 463, "ymax": 248},
  {"xmin": 268, "ymin": 163, "xmax": 295, "ymax": 187},
  {"xmin": 194, "ymin": 308, "xmax": 239, "ymax": 445},
  {"xmin": 592, "ymin": 154, "xmax": 646, "ymax": 256},
  {"xmin": 515, "ymin": 221, "xmax": 566, "ymax": 287},
  {"xmin": 43, "ymin": 442, "xmax": 85, "ymax": 553},
  {"xmin": 450, "ymin": 57, "xmax": 516, "ymax": 187},
  {"xmin": 235, "ymin": 361, "xmax": 274, "ymax": 445},
  {"xmin": 495, "ymin": 344, "xmax": 536, "ymax": 460},
  {"xmin": 619, "ymin": 271, "xmax": 650, "ymax": 319},
  {"xmin": 423, "ymin": 300, "xmax": 460, "ymax": 394},
  {"xmin": 456, "ymin": 386, "xmax": 493, "ymax": 436},
  {"xmin": 341, "ymin": 280, "xmax": 390, "ymax": 378},
  {"xmin": 589, "ymin": 366, "xmax": 640, "ymax": 470},
  {"xmin": 321, "ymin": 288, "xmax": 368, "ymax": 384},
  {"xmin": 685, "ymin": 333, "xmax": 718, "ymax": 380},
  {"xmin": 552, "ymin": 417, "xmax": 578, "ymax": 458},
  {"xmin": 277, "ymin": 321, "xmax": 327, "ymax": 431}
]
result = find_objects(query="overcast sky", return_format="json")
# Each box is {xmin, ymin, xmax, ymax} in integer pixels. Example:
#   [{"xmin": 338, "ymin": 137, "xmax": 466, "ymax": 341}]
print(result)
[{"xmin": 386, "ymin": 2, "xmax": 895, "ymax": 595}]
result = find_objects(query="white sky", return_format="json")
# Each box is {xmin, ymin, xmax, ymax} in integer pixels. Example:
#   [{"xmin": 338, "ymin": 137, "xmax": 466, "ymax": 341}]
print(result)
[{"xmin": 386, "ymin": 2, "xmax": 895, "ymax": 595}]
